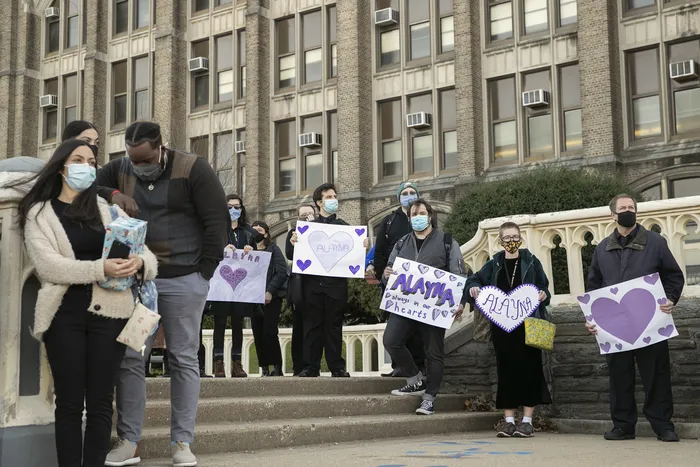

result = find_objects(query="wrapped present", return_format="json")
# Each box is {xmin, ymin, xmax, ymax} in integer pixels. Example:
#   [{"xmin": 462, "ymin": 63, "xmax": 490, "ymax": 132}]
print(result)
[{"xmin": 99, "ymin": 216, "xmax": 148, "ymax": 291}]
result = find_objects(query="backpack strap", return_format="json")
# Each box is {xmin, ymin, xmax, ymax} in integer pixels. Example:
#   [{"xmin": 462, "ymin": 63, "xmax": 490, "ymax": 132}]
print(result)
[
  {"xmin": 443, "ymin": 233, "xmax": 452, "ymax": 271},
  {"xmin": 385, "ymin": 211, "xmax": 398, "ymax": 240}
]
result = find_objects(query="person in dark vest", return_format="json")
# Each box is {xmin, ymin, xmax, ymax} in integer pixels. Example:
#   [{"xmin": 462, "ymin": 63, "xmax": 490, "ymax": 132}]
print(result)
[{"xmin": 586, "ymin": 194, "xmax": 684, "ymax": 443}]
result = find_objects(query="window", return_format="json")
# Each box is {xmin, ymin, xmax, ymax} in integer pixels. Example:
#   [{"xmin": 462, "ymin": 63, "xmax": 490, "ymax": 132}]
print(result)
[
  {"xmin": 194, "ymin": 0, "xmax": 209, "ymax": 13},
  {"xmin": 629, "ymin": 48, "xmax": 661, "ymax": 139},
  {"xmin": 560, "ymin": 64, "xmax": 582, "ymax": 151},
  {"xmin": 134, "ymin": 56, "xmax": 149, "ymax": 120},
  {"xmin": 302, "ymin": 115, "xmax": 323, "ymax": 189},
  {"xmin": 277, "ymin": 18, "xmax": 296, "ymax": 90},
  {"xmin": 558, "ymin": 0, "xmax": 577, "ymax": 27},
  {"xmin": 641, "ymin": 184, "xmax": 662, "ymax": 201},
  {"xmin": 669, "ymin": 40, "xmax": 700, "ymax": 135},
  {"xmin": 408, "ymin": 94, "xmax": 433, "ymax": 173},
  {"xmin": 489, "ymin": 1, "xmax": 513, "ymax": 42},
  {"xmin": 217, "ymin": 0, "xmax": 233, "ymax": 5},
  {"xmin": 626, "ymin": 0, "xmax": 655, "ymax": 11},
  {"xmin": 66, "ymin": 0, "xmax": 80, "ymax": 48},
  {"xmin": 328, "ymin": 6, "xmax": 338, "ymax": 78},
  {"xmin": 44, "ymin": 79, "xmax": 58, "ymax": 141},
  {"xmin": 47, "ymin": 1, "xmax": 60, "ymax": 53},
  {"xmin": 277, "ymin": 120, "xmax": 297, "ymax": 193},
  {"xmin": 440, "ymin": 89, "xmax": 457, "ymax": 169},
  {"xmin": 238, "ymin": 30, "xmax": 246, "ymax": 99},
  {"xmin": 671, "ymin": 177, "xmax": 700, "ymax": 198},
  {"xmin": 191, "ymin": 136, "xmax": 209, "ymax": 159},
  {"xmin": 192, "ymin": 40, "xmax": 209, "ymax": 109},
  {"xmin": 380, "ymin": 99, "xmax": 402, "ymax": 177},
  {"xmin": 524, "ymin": 70, "xmax": 553, "ymax": 158},
  {"xmin": 110, "ymin": 152, "xmax": 126, "ymax": 161},
  {"xmin": 63, "ymin": 74, "xmax": 78, "ymax": 125},
  {"xmin": 302, "ymin": 11, "xmax": 322, "ymax": 84},
  {"xmin": 236, "ymin": 128, "xmax": 246, "ymax": 194},
  {"xmin": 216, "ymin": 34, "xmax": 233, "ymax": 103},
  {"xmin": 490, "ymin": 77, "xmax": 517, "ymax": 162},
  {"xmin": 214, "ymin": 132, "xmax": 234, "ymax": 192},
  {"xmin": 407, "ymin": 0, "xmax": 430, "ymax": 61},
  {"xmin": 380, "ymin": 29, "xmax": 400, "ymax": 66},
  {"xmin": 136, "ymin": 0, "xmax": 150, "ymax": 29},
  {"xmin": 115, "ymin": 0, "xmax": 129, "ymax": 35},
  {"xmin": 524, "ymin": 0, "xmax": 548, "ymax": 35},
  {"xmin": 112, "ymin": 61, "xmax": 127, "ymax": 126},
  {"xmin": 329, "ymin": 112, "xmax": 338, "ymax": 182},
  {"xmin": 439, "ymin": 0, "xmax": 454, "ymax": 54}
]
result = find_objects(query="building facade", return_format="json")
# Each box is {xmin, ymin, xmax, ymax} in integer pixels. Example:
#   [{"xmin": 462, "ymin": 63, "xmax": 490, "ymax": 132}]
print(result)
[{"xmin": 1, "ymin": 0, "xmax": 700, "ymax": 249}]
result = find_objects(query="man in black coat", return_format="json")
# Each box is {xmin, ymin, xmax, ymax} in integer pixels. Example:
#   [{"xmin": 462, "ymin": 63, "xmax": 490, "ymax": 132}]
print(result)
[{"xmin": 586, "ymin": 194, "xmax": 685, "ymax": 443}]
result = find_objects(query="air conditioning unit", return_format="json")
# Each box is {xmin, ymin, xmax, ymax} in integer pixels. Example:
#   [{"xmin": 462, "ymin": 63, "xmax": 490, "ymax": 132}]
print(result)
[
  {"xmin": 298, "ymin": 132, "xmax": 322, "ymax": 148},
  {"xmin": 375, "ymin": 8, "xmax": 399, "ymax": 26},
  {"xmin": 522, "ymin": 89, "xmax": 550, "ymax": 108},
  {"xmin": 39, "ymin": 94, "xmax": 58, "ymax": 108},
  {"xmin": 406, "ymin": 112, "xmax": 432, "ymax": 129},
  {"xmin": 670, "ymin": 60, "xmax": 698, "ymax": 81},
  {"xmin": 188, "ymin": 57, "xmax": 209, "ymax": 72},
  {"xmin": 45, "ymin": 7, "xmax": 59, "ymax": 18},
  {"xmin": 235, "ymin": 140, "xmax": 246, "ymax": 154}
]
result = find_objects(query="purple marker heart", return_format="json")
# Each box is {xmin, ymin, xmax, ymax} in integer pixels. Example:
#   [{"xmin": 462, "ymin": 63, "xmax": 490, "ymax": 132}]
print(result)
[
  {"xmin": 577, "ymin": 294, "xmax": 591, "ymax": 305},
  {"xmin": 610, "ymin": 287, "xmax": 619, "ymax": 295},
  {"xmin": 385, "ymin": 300, "xmax": 394, "ymax": 309},
  {"xmin": 600, "ymin": 342, "xmax": 611, "ymax": 353},
  {"xmin": 296, "ymin": 259, "xmax": 312, "ymax": 272},
  {"xmin": 449, "ymin": 275, "xmax": 457, "ymax": 281},
  {"xmin": 418, "ymin": 265, "xmax": 429, "ymax": 274},
  {"xmin": 643, "ymin": 336, "xmax": 652, "ymax": 344},
  {"xmin": 590, "ymin": 288, "xmax": 656, "ymax": 345},
  {"xmin": 220, "ymin": 265, "xmax": 247, "ymax": 292},
  {"xmin": 434, "ymin": 270, "xmax": 445, "ymax": 279},
  {"xmin": 615, "ymin": 343, "xmax": 623, "ymax": 351},
  {"xmin": 658, "ymin": 325, "xmax": 675, "ymax": 337},
  {"xmin": 297, "ymin": 225, "xmax": 309, "ymax": 235},
  {"xmin": 402, "ymin": 262, "xmax": 410, "ymax": 272},
  {"xmin": 457, "ymin": 283, "xmax": 463, "ymax": 288},
  {"xmin": 385, "ymin": 292, "xmax": 391, "ymax": 298},
  {"xmin": 585, "ymin": 315, "xmax": 593, "ymax": 322},
  {"xmin": 349, "ymin": 265, "xmax": 360, "ymax": 275},
  {"xmin": 355, "ymin": 228, "xmax": 365, "ymax": 236},
  {"xmin": 657, "ymin": 298, "xmax": 668, "ymax": 305},
  {"xmin": 644, "ymin": 273, "xmax": 659, "ymax": 285}
]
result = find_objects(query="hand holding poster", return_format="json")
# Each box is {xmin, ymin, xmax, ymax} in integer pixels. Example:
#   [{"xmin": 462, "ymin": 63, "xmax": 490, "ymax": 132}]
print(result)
[
  {"xmin": 381, "ymin": 259, "xmax": 464, "ymax": 330},
  {"xmin": 207, "ymin": 250, "xmax": 272, "ymax": 304},
  {"xmin": 475, "ymin": 284, "xmax": 541, "ymax": 333},
  {"xmin": 292, "ymin": 221, "xmax": 368, "ymax": 279},
  {"xmin": 577, "ymin": 273, "xmax": 678, "ymax": 355}
]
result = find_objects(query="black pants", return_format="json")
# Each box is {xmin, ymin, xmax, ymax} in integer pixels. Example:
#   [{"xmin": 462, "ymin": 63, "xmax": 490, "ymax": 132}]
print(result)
[
  {"xmin": 383, "ymin": 313, "xmax": 445, "ymax": 399},
  {"xmin": 303, "ymin": 286, "xmax": 347, "ymax": 373},
  {"xmin": 606, "ymin": 340, "xmax": 674, "ymax": 434},
  {"xmin": 213, "ymin": 312, "xmax": 244, "ymax": 361},
  {"xmin": 291, "ymin": 303, "xmax": 305, "ymax": 375},
  {"xmin": 381, "ymin": 286, "xmax": 425, "ymax": 371},
  {"xmin": 43, "ymin": 305, "xmax": 127, "ymax": 467},
  {"xmin": 252, "ymin": 298, "xmax": 283, "ymax": 367}
]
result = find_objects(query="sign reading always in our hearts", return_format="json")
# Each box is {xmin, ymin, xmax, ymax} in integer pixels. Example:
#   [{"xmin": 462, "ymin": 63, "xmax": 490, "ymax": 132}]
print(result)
[
  {"xmin": 475, "ymin": 284, "xmax": 541, "ymax": 333},
  {"xmin": 292, "ymin": 221, "xmax": 367, "ymax": 278},
  {"xmin": 207, "ymin": 250, "xmax": 272, "ymax": 304},
  {"xmin": 577, "ymin": 273, "xmax": 678, "ymax": 355}
]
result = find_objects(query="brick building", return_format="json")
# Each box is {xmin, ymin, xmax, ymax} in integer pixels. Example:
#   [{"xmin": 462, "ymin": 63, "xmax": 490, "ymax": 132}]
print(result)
[{"xmin": 1, "ymin": 0, "xmax": 700, "ymax": 248}]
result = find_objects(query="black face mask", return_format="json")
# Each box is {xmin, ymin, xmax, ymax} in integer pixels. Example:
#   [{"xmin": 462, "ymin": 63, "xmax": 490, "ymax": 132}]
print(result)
[
  {"xmin": 254, "ymin": 233, "xmax": 266, "ymax": 244},
  {"xmin": 617, "ymin": 211, "xmax": 637, "ymax": 228}
]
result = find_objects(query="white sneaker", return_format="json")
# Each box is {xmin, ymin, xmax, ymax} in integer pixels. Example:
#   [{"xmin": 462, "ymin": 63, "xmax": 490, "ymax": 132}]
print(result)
[
  {"xmin": 104, "ymin": 439, "xmax": 140, "ymax": 466},
  {"xmin": 171, "ymin": 442, "xmax": 197, "ymax": 467}
]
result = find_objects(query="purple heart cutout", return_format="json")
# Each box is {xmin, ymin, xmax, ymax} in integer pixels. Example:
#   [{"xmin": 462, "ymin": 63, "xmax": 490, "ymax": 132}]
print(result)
[
  {"xmin": 355, "ymin": 228, "xmax": 365, "ymax": 236},
  {"xmin": 457, "ymin": 282, "xmax": 463, "ymax": 288},
  {"xmin": 657, "ymin": 298, "xmax": 668, "ymax": 305},
  {"xmin": 644, "ymin": 273, "xmax": 659, "ymax": 285},
  {"xmin": 643, "ymin": 336, "xmax": 652, "ymax": 344},
  {"xmin": 658, "ymin": 325, "xmax": 675, "ymax": 337},
  {"xmin": 590, "ymin": 288, "xmax": 656, "ymax": 345},
  {"xmin": 297, "ymin": 225, "xmax": 309, "ymax": 235},
  {"xmin": 610, "ymin": 287, "xmax": 619, "ymax": 295},
  {"xmin": 449, "ymin": 275, "xmax": 457, "ymax": 281},
  {"xmin": 585, "ymin": 315, "xmax": 593, "ymax": 322},
  {"xmin": 385, "ymin": 300, "xmax": 394, "ymax": 308},
  {"xmin": 402, "ymin": 262, "xmax": 410, "ymax": 272},
  {"xmin": 615, "ymin": 343, "xmax": 623, "ymax": 351},
  {"xmin": 600, "ymin": 342, "xmax": 611, "ymax": 353},
  {"xmin": 296, "ymin": 259, "xmax": 312, "ymax": 272},
  {"xmin": 418, "ymin": 265, "xmax": 429, "ymax": 274},
  {"xmin": 577, "ymin": 294, "xmax": 591, "ymax": 305},
  {"xmin": 220, "ymin": 265, "xmax": 247, "ymax": 292},
  {"xmin": 434, "ymin": 270, "xmax": 445, "ymax": 279},
  {"xmin": 349, "ymin": 265, "xmax": 360, "ymax": 275}
]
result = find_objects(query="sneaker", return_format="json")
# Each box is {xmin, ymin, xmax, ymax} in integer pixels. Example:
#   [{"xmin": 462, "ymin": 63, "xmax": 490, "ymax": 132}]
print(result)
[
  {"xmin": 657, "ymin": 430, "xmax": 680, "ymax": 442},
  {"xmin": 415, "ymin": 399, "xmax": 435, "ymax": 415},
  {"xmin": 497, "ymin": 422, "xmax": 517, "ymax": 438},
  {"xmin": 391, "ymin": 380, "xmax": 426, "ymax": 397},
  {"xmin": 231, "ymin": 360, "xmax": 248, "ymax": 378},
  {"xmin": 104, "ymin": 439, "xmax": 140, "ymax": 466},
  {"xmin": 514, "ymin": 422, "xmax": 535, "ymax": 438},
  {"xmin": 213, "ymin": 360, "xmax": 226, "ymax": 378},
  {"xmin": 604, "ymin": 427, "xmax": 636, "ymax": 441},
  {"xmin": 171, "ymin": 442, "xmax": 197, "ymax": 467}
]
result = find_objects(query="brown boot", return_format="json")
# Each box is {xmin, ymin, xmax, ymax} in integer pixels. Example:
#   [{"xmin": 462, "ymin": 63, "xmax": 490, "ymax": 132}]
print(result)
[
  {"xmin": 231, "ymin": 360, "xmax": 247, "ymax": 378},
  {"xmin": 214, "ymin": 360, "xmax": 226, "ymax": 378}
]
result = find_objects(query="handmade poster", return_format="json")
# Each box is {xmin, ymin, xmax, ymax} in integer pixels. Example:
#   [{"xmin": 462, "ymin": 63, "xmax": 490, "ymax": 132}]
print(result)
[
  {"xmin": 381, "ymin": 258, "xmax": 464, "ymax": 330},
  {"xmin": 577, "ymin": 273, "xmax": 678, "ymax": 355},
  {"xmin": 475, "ymin": 284, "xmax": 541, "ymax": 333},
  {"xmin": 292, "ymin": 221, "xmax": 368, "ymax": 278},
  {"xmin": 207, "ymin": 250, "xmax": 272, "ymax": 304}
]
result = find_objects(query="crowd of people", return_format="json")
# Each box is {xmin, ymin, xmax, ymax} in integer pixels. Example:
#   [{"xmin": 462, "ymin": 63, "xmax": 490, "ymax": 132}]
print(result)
[{"xmin": 6, "ymin": 119, "xmax": 685, "ymax": 467}]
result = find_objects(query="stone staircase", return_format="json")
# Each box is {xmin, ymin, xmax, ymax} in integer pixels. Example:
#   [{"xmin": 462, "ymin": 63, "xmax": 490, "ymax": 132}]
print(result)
[{"xmin": 134, "ymin": 377, "xmax": 500, "ymax": 463}]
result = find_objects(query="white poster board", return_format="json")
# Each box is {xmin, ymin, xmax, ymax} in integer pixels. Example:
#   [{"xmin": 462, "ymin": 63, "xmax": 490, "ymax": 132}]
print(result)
[
  {"xmin": 291, "ymin": 221, "xmax": 367, "ymax": 278},
  {"xmin": 207, "ymin": 250, "xmax": 272, "ymax": 304}
]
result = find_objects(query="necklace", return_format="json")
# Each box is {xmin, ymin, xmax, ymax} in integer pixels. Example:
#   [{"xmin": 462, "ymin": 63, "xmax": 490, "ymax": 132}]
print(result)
[
  {"xmin": 148, "ymin": 183, "xmax": 154, "ymax": 191},
  {"xmin": 503, "ymin": 259, "xmax": 519, "ymax": 289}
]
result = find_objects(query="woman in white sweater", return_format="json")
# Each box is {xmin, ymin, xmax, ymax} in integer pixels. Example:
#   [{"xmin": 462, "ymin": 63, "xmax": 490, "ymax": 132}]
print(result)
[{"xmin": 16, "ymin": 138, "xmax": 158, "ymax": 467}]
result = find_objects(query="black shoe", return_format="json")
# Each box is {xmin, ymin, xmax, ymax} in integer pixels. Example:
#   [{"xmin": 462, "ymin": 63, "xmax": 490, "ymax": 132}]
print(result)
[
  {"xmin": 415, "ymin": 399, "xmax": 435, "ymax": 415},
  {"xmin": 604, "ymin": 428, "xmax": 635, "ymax": 441},
  {"xmin": 514, "ymin": 422, "xmax": 535, "ymax": 438},
  {"xmin": 270, "ymin": 365, "xmax": 284, "ymax": 377},
  {"xmin": 331, "ymin": 370, "xmax": 350, "ymax": 377},
  {"xmin": 657, "ymin": 430, "xmax": 680, "ymax": 442},
  {"xmin": 497, "ymin": 422, "xmax": 517, "ymax": 438},
  {"xmin": 297, "ymin": 368, "xmax": 320, "ymax": 377},
  {"xmin": 261, "ymin": 366, "xmax": 270, "ymax": 377},
  {"xmin": 391, "ymin": 380, "xmax": 426, "ymax": 397}
]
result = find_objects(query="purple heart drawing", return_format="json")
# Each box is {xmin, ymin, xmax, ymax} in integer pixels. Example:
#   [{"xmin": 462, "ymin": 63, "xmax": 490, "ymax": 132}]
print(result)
[
  {"xmin": 657, "ymin": 298, "xmax": 668, "ymax": 305},
  {"xmin": 475, "ymin": 284, "xmax": 541, "ymax": 333},
  {"xmin": 349, "ymin": 265, "xmax": 360, "ymax": 275},
  {"xmin": 457, "ymin": 282, "xmax": 463, "ymax": 288},
  {"xmin": 385, "ymin": 292, "xmax": 391, "ymax": 298},
  {"xmin": 402, "ymin": 262, "xmax": 410, "ymax": 272},
  {"xmin": 643, "ymin": 336, "xmax": 652, "ymax": 344},
  {"xmin": 418, "ymin": 265, "xmax": 429, "ymax": 274},
  {"xmin": 385, "ymin": 300, "xmax": 394, "ymax": 308},
  {"xmin": 585, "ymin": 315, "xmax": 593, "ymax": 322},
  {"xmin": 600, "ymin": 342, "xmax": 611, "ymax": 353},
  {"xmin": 644, "ymin": 273, "xmax": 660, "ymax": 285},
  {"xmin": 577, "ymin": 294, "xmax": 591, "ymax": 305},
  {"xmin": 296, "ymin": 259, "xmax": 312, "ymax": 272},
  {"xmin": 590, "ymin": 288, "xmax": 656, "ymax": 345},
  {"xmin": 615, "ymin": 343, "xmax": 623, "ymax": 351},
  {"xmin": 449, "ymin": 275, "xmax": 457, "ymax": 281},
  {"xmin": 308, "ymin": 231, "xmax": 354, "ymax": 272},
  {"xmin": 658, "ymin": 325, "xmax": 675, "ymax": 337},
  {"xmin": 434, "ymin": 270, "xmax": 445, "ymax": 279},
  {"xmin": 354, "ymin": 228, "xmax": 365, "ymax": 236},
  {"xmin": 220, "ymin": 265, "xmax": 247, "ymax": 292},
  {"xmin": 610, "ymin": 287, "xmax": 619, "ymax": 295},
  {"xmin": 297, "ymin": 225, "xmax": 309, "ymax": 235}
]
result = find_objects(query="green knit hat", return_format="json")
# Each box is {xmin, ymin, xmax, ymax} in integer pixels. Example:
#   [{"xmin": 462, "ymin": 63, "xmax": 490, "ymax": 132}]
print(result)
[{"xmin": 397, "ymin": 181, "xmax": 420, "ymax": 200}]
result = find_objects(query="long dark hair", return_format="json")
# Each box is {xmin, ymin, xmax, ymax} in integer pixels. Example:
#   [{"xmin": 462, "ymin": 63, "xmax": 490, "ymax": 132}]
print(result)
[
  {"xmin": 61, "ymin": 120, "xmax": 97, "ymax": 142},
  {"xmin": 17, "ymin": 139, "xmax": 102, "ymax": 231},
  {"xmin": 252, "ymin": 220, "xmax": 272, "ymax": 247},
  {"xmin": 227, "ymin": 194, "xmax": 248, "ymax": 226}
]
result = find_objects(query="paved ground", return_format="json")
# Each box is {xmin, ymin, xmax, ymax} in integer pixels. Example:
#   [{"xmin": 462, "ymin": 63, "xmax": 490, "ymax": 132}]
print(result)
[{"xmin": 140, "ymin": 431, "xmax": 700, "ymax": 466}]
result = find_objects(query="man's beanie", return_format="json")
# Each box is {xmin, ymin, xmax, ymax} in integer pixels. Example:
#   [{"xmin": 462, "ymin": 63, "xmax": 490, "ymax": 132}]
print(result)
[{"xmin": 397, "ymin": 181, "xmax": 420, "ymax": 200}]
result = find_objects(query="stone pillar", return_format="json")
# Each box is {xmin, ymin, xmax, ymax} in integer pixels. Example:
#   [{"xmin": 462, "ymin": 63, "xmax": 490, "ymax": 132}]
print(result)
[{"xmin": 82, "ymin": 0, "xmax": 109, "ymax": 162}]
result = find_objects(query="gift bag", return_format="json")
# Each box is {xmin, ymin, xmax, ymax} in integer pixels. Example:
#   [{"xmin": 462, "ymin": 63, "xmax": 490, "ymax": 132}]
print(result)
[
  {"xmin": 99, "ymin": 215, "xmax": 148, "ymax": 291},
  {"xmin": 524, "ymin": 317, "xmax": 557, "ymax": 351},
  {"xmin": 117, "ymin": 301, "xmax": 161, "ymax": 353}
]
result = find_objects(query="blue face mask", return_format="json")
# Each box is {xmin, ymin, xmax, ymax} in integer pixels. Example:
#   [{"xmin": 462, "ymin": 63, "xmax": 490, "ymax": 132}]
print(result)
[
  {"xmin": 63, "ymin": 163, "xmax": 96, "ymax": 192},
  {"xmin": 324, "ymin": 199, "xmax": 339, "ymax": 214},
  {"xmin": 411, "ymin": 215, "xmax": 430, "ymax": 232},
  {"xmin": 229, "ymin": 207, "xmax": 242, "ymax": 221},
  {"xmin": 399, "ymin": 193, "xmax": 418, "ymax": 208}
]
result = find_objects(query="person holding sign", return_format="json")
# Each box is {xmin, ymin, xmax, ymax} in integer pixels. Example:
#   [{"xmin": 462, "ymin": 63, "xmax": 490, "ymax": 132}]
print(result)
[
  {"xmin": 456, "ymin": 222, "xmax": 551, "ymax": 438},
  {"xmin": 586, "ymin": 194, "xmax": 684, "ymax": 443},
  {"xmin": 382, "ymin": 199, "xmax": 465, "ymax": 416}
]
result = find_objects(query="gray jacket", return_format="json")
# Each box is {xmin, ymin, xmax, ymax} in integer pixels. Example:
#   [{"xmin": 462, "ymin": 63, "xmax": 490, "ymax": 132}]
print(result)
[{"xmin": 384, "ymin": 229, "xmax": 465, "ymax": 283}]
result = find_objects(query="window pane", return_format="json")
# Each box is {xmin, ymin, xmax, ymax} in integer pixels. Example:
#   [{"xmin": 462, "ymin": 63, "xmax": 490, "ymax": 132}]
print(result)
[
  {"xmin": 114, "ymin": 95, "xmax": 127, "ymax": 124},
  {"xmin": 218, "ymin": 70, "xmax": 233, "ymax": 102},
  {"xmin": 524, "ymin": 0, "xmax": 548, "ymax": 35},
  {"xmin": 376, "ymin": 0, "xmax": 399, "ymax": 9},
  {"xmin": 490, "ymin": 3, "xmax": 513, "ymax": 41},
  {"xmin": 380, "ymin": 29, "xmax": 400, "ymax": 66},
  {"xmin": 439, "ymin": 0, "xmax": 453, "ymax": 15},
  {"xmin": 218, "ymin": 169, "xmax": 233, "ymax": 192},
  {"xmin": 215, "ymin": 133, "xmax": 233, "ymax": 170},
  {"xmin": 409, "ymin": 94, "xmax": 432, "ymax": 114},
  {"xmin": 194, "ymin": 75, "xmax": 209, "ymax": 107},
  {"xmin": 528, "ymin": 114, "xmax": 553, "ymax": 156},
  {"xmin": 68, "ymin": 0, "xmax": 79, "ymax": 15},
  {"xmin": 560, "ymin": 64, "xmax": 580, "ymax": 108},
  {"xmin": 277, "ymin": 120, "xmax": 296, "ymax": 160},
  {"xmin": 669, "ymin": 40, "xmax": 700, "ymax": 64},
  {"xmin": 64, "ymin": 74, "xmax": 77, "ymax": 106},
  {"xmin": 279, "ymin": 55, "xmax": 296, "ymax": 88},
  {"xmin": 382, "ymin": 140, "xmax": 402, "ymax": 177},
  {"xmin": 380, "ymin": 99, "xmax": 401, "ymax": 139},
  {"xmin": 559, "ymin": 0, "xmax": 577, "ymax": 26},
  {"xmin": 407, "ymin": 0, "xmax": 429, "ymax": 22},
  {"xmin": 46, "ymin": 79, "xmax": 58, "ymax": 96},
  {"xmin": 330, "ymin": 44, "xmax": 338, "ymax": 77},
  {"xmin": 113, "ymin": 61, "xmax": 127, "ymax": 94},
  {"xmin": 137, "ymin": 0, "xmax": 150, "ymax": 28},
  {"xmin": 675, "ymin": 88, "xmax": 700, "ymax": 134},
  {"xmin": 329, "ymin": 6, "xmax": 337, "ymax": 42},
  {"xmin": 302, "ymin": 115, "xmax": 322, "ymax": 135},
  {"xmin": 134, "ymin": 57, "xmax": 149, "ymax": 90},
  {"xmin": 332, "ymin": 150, "xmax": 338, "ymax": 182},
  {"xmin": 672, "ymin": 178, "xmax": 700, "ymax": 198},
  {"xmin": 305, "ymin": 153, "xmax": 323, "ymax": 189},
  {"xmin": 329, "ymin": 112, "xmax": 337, "ymax": 149},
  {"xmin": 195, "ymin": 0, "xmax": 209, "ymax": 12},
  {"xmin": 279, "ymin": 159, "xmax": 296, "ymax": 192},
  {"xmin": 443, "ymin": 131, "xmax": 457, "ymax": 169},
  {"xmin": 135, "ymin": 90, "xmax": 149, "ymax": 120},
  {"xmin": 493, "ymin": 121, "xmax": 517, "ymax": 161},
  {"xmin": 641, "ymin": 184, "xmax": 662, "ymax": 201},
  {"xmin": 238, "ymin": 30, "xmax": 246, "ymax": 65},
  {"xmin": 191, "ymin": 137, "xmax": 209, "ymax": 158},
  {"xmin": 116, "ymin": 0, "xmax": 128, "ymax": 34},
  {"xmin": 440, "ymin": 89, "xmax": 456, "ymax": 129},
  {"xmin": 633, "ymin": 96, "xmax": 661, "ymax": 138},
  {"xmin": 218, "ymin": 0, "xmax": 233, "ymax": 4},
  {"xmin": 305, "ymin": 48, "xmax": 322, "ymax": 83},
  {"xmin": 564, "ymin": 109, "xmax": 582, "ymax": 151},
  {"xmin": 193, "ymin": 40, "xmax": 209, "ymax": 59},
  {"xmin": 410, "ymin": 22, "xmax": 430, "ymax": 60},
  {"xmin": 491, "ymin": 77, "xmax": 515, "ymax": 120},
  {"xmin": 65, "ymin": 107, "xmax": 77, "ymax": 125},
  {"xmin": 46, "ymin": 110, "xmax": 58, "ymax": 140},
  {"xmin": 239, "ymin": 66, "xmax": 247, "ymax": 98},
  {"xmin": 303, "ymin": 11, "xmax": 321, "ymax": 49},
  {"xmin": 48, "ymin": 22, "xmax": 59, "ymax": 53},
  {"xmin": 627, "ymin": 0, "xmax": 655, "ymax": 10},
  {"xmin": 524, "ymin": 69, "xmax": 550, "ymax": 92},
  {"xmin": 67, "ymin": 16, "xmax": 79, "ymax": 48},
  {"xmin": 278, "ymin": 18, "xmax": 295, "ymax": 55},
  {"xmin": 217, "ymin": 34, "xmax": 233, "ymax": 70},
  {"xmin": 412, "ymin": 135, "xmax": 433, "ymax": 173},
  {"xmin": 440, "ymin": 16, "xmax": 454, "ymax": 53},
  {"xmin": 629, "ymin": 48, "xmax": 659, "ymax": 95}
]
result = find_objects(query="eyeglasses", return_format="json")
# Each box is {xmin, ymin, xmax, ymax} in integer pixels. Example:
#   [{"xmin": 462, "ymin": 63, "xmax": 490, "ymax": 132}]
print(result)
[
  {"xmin": 501, "ymin": 236, "xmax": 521, "ymax": 242},
  {"xmin": 228, "ymin": 205, "xmax": 241, "ymax": 209}
]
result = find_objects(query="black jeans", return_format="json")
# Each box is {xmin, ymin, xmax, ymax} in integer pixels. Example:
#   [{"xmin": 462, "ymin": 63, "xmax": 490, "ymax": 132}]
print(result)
[
  {"xmin": 381, "ymin": 286, "xmax": 425, "ymax": 371},
  {"xmin": 43, "ymin": 302, "xmax": 127, "ymax": 467},
  {"xmin": 291, "ymin": 304, "xmax": 305, "ymax": 375},
  {"xmin": 302, "ymin": 285, "xmax": 347, "ymax": 373},
  {"xmin": 213, "ymin": 311, "xmax": 244, "ymax": 361},
  {"xmin": 251, "ymin": 298, "xmax": 283, "ymax": 367},
  {"xmin": 606, "ymin": 340, "xmax": 675, "ymax": 434},
  {"xmin": 383, "ymin": 313, "xmax": 445, "ymax": 400}
]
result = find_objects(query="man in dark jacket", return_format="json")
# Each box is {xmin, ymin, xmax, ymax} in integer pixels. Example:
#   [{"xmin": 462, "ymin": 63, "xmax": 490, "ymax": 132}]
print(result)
[
  {"xmin": 101, "ymin": 122, "xmax": 228, "ymax": 467},
  {"xmin": 586, "ymin": 194, "xmax": 684, "ymax": 443}
]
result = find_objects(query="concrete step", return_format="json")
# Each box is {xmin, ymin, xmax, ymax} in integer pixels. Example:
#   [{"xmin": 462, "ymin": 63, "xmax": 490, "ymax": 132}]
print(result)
[
  {"xmin": 135, "ymin": 412, "xmax": 500, "ymax": 459},
  {"xmin": 553, "ymin": 418, "xmax": 700, "ymax": 439},
  {"xmin": 141, "ymin": 394, "xmax": 468, "ymax": 426}
]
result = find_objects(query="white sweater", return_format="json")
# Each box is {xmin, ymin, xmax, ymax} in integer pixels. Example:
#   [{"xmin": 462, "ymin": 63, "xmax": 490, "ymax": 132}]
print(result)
[{"xmin": 23, "ymin": 197, "xmax": 158, "ymax": 340}]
